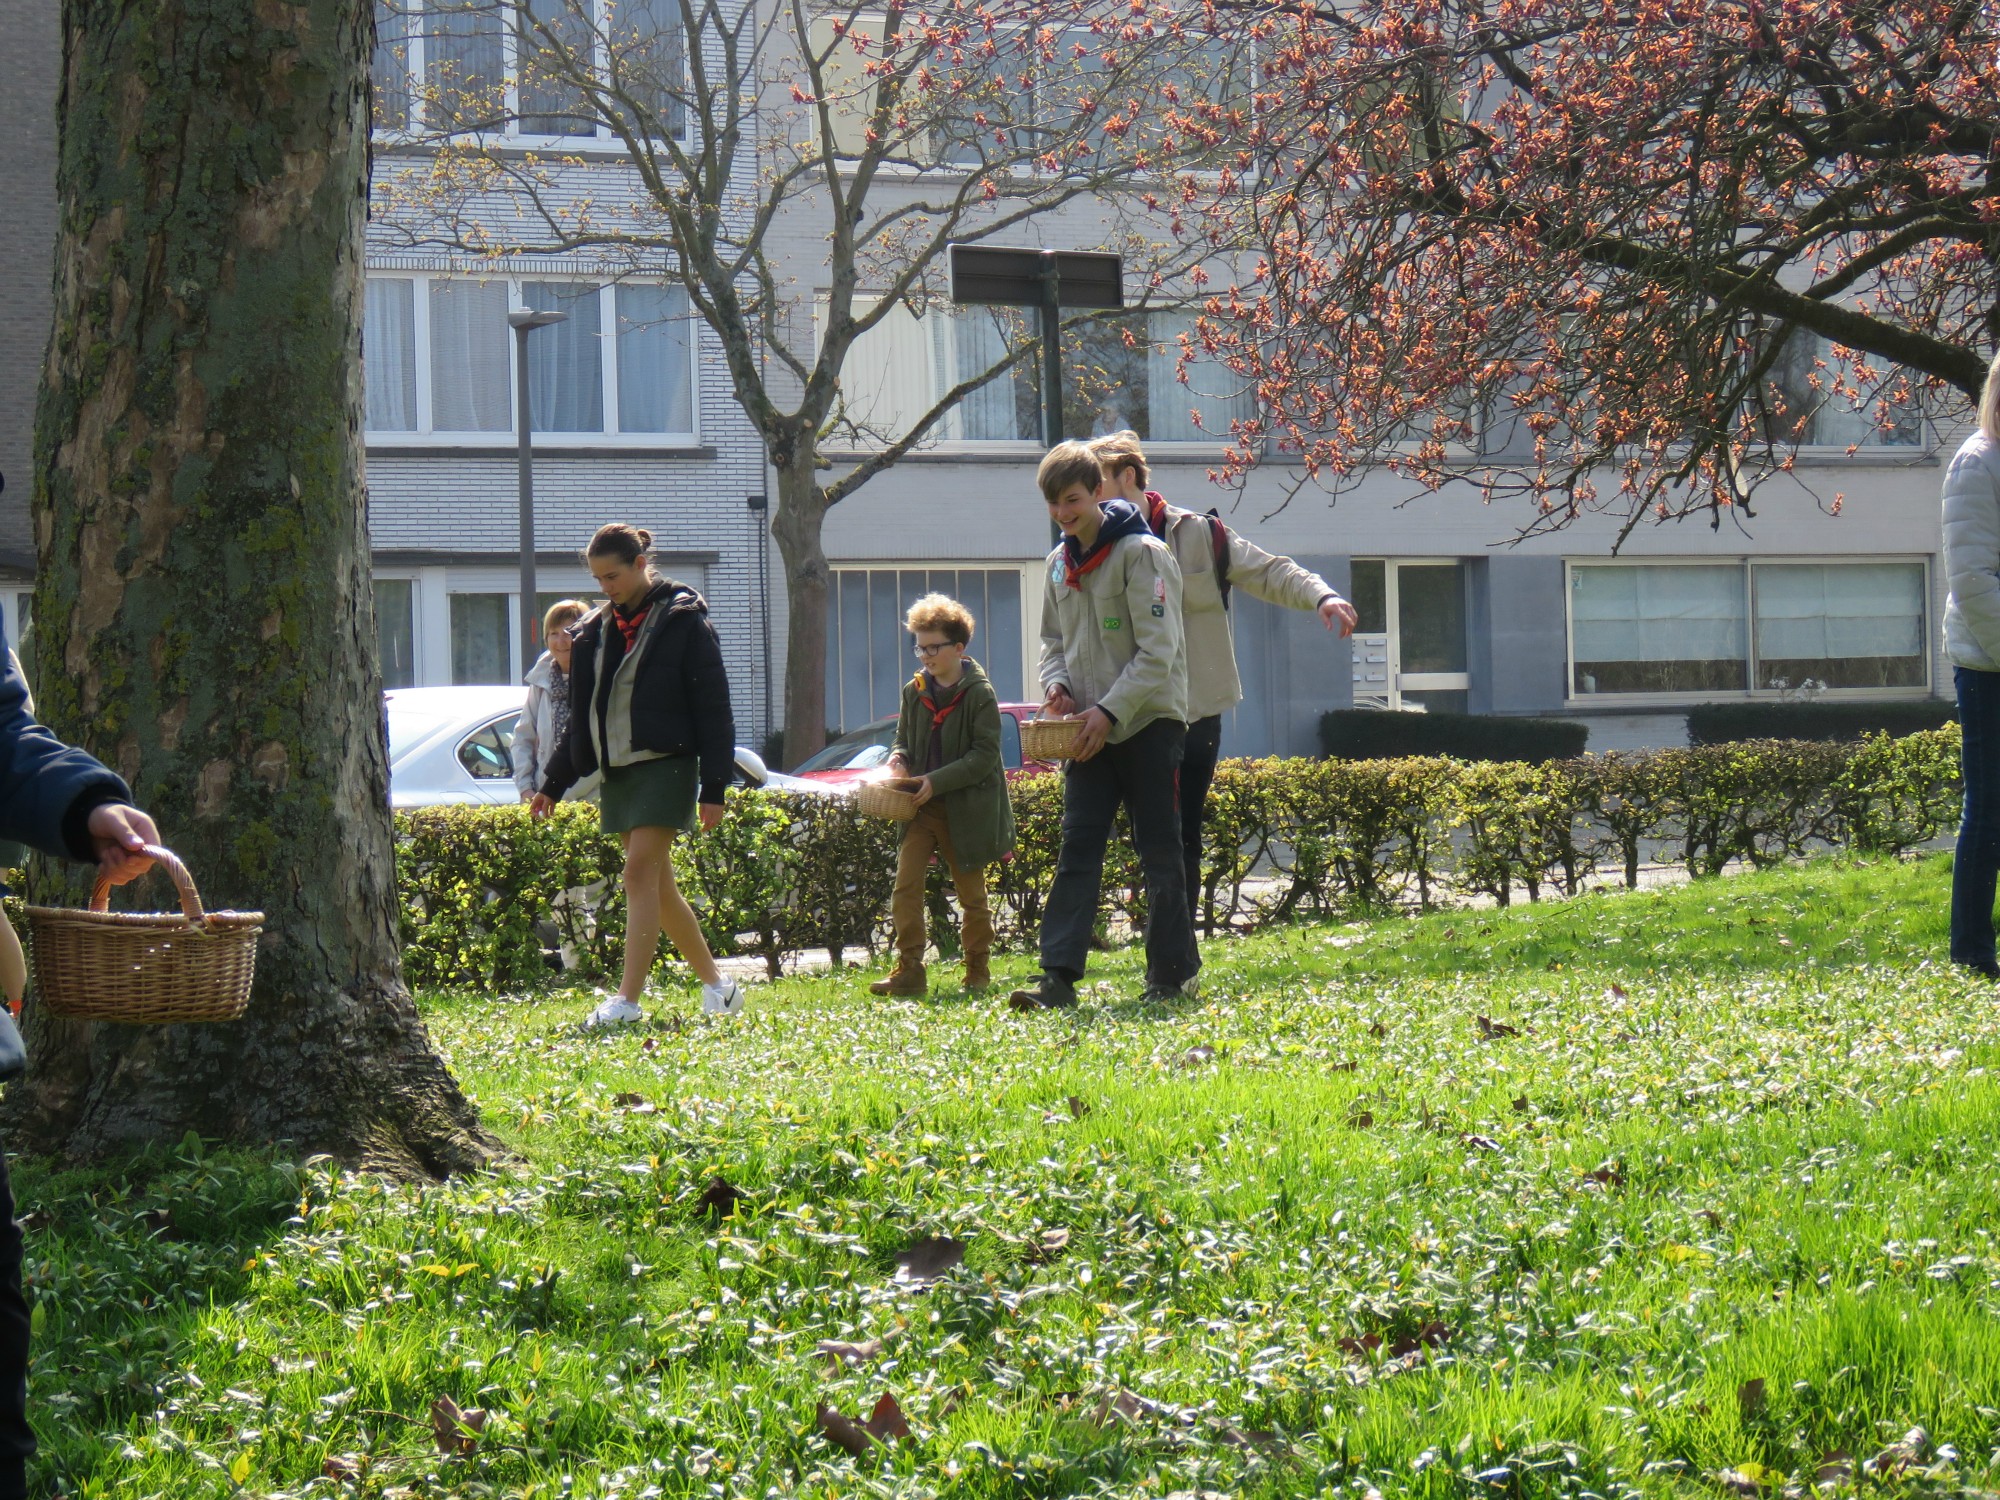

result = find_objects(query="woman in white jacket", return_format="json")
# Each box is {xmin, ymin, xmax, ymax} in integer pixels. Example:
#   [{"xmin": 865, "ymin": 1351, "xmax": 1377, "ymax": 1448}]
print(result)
[
  {"xmin": 1942, "ymin": 351, "xmax": 2000, "ymax": 977},
  {"xmin": 514, "ymin": 599, "xmax": 600, "ymax": 804}
]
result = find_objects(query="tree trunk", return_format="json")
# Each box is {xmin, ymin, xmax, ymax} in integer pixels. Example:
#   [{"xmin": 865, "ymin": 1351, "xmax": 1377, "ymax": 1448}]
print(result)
[
  {"xmin": 8, "ymin": 0, "xmax": 500, "ymax": 1177},
  {"xmin": 772, "ymin": 459, "xmax": 832, "ymax": 769}
]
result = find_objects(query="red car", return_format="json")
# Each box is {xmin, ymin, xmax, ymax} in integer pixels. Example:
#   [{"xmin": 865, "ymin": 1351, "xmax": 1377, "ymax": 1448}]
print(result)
[{"xmin": 790, "ymin": 704, "xmax": 1056, "ymax": 785}]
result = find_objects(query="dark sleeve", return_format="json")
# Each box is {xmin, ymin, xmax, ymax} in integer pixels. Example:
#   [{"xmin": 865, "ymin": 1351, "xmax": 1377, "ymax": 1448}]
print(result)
[
  {"xmin": 538, "ymin": 738, "xmax": 578, "ymax": 801},
  {"xmin": 0, "ymin": 642, "xmax": 132, "ymax": 862},
  {"xmin": 687, "ymin": 619, "xmax": 737, "ymax": 806},
  {"xmin": 891, "ymin": 680, "xmax": 920, "ymax": 767}
]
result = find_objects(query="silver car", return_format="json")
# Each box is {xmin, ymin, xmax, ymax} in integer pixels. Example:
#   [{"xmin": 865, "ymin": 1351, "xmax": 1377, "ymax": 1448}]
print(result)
[{"xmin": 385, "ymin": 685, "xmax": 834, "ymax": 808}]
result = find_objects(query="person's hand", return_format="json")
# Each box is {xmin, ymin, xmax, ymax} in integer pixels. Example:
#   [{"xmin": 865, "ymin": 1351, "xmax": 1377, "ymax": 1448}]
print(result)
[
  {"xmin": 520, "ymin": 788, "xmax": 535, "ymax": 804},
  {"xmin": 1044, "ymin": 684, "xmax": 1077, "ymax": 717},
  {"xmin": 910, "ymin": 775, "xmax": 935, "ymax": 809},
  {"xmin": 1320, "ymin": 595, "xmax": 1358, "ymax": 637},
  {"xmin": 528, "ymin": 792, "xmax": 555, "ymax": 820},
  {"xmin": 698, "ymin": 801, "xmax": 724, "ymax": 830},
  {"xmin": 885, "ymin": 755, "xmax": 908, "ymax": 778},
  {"xmin": 1071, "ymin": 706, "xmax": 1114, "ymax": 762},
  {"xmin": 87, "ymin": 803, "xmax": 159, "ymax": 886}
]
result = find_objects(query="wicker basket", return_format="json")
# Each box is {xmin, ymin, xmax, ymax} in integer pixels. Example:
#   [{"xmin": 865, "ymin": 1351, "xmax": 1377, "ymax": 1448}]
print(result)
[
  {"xmin": 24, "ymin": 845, "xmax": 263, "ymax": 1024},
  {"xmin": 854, "ymin": 777, "xmax": 924, "ymax": 822},
  {"xmin": 1020, "ymin": 716, "xmax": 1085, "ymax": 763}
]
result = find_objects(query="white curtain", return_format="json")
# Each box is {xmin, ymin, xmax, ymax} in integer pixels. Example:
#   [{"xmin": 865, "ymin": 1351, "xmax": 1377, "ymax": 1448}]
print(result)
[
  {"xmin": 524, "ymin": 282, "xmax": 605, "ymax": 432},
  {"xmin": 616, "ymin": 284, "xmax": 694, "ymax": 434},
  {"xmin": 1572, "ymin": 565, "xmax": 1745, "ymax": 664},
  {"xmin": 363, "ymin": 278, "xmax": 417, "ymax": 432},
  {"xmin": 1755, "ymin": 562, "xmax": 1923, "ymax": 662},
  {"xmin": 949, "ymin": 308, "xmax": 1030, "ymax": 441},
  {"xmin": 425, "ymin": 0, "xmax": 505, "ymax": 130},
  {"xmin": 428, "ymin": 280, "xmax": 511, "ymax": 432},
  {"xmin": 1147, "ymin": 311, "xmax": 1251, "ymax": 443}
]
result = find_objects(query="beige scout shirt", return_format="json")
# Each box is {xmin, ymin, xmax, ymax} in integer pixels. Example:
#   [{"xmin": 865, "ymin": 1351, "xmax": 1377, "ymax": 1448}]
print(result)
[
  {"xmin": 1038, "ymin": 531, "xmax": 1189, "ymax": 743},
  {"xmin": 1149, "ymin": 497, "xmax": 1343, "ymax": 720}
]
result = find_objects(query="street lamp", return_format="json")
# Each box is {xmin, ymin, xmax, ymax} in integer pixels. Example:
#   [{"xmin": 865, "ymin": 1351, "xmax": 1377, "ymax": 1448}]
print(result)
[{"xmin": 509, "ymin": 306, "xmax": 569, "ymax": 674}]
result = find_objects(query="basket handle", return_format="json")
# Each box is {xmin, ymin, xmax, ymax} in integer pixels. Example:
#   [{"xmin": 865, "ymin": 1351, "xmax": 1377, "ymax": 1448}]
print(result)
[{"xmin": 89, "ymin": 844, "xmax": 207, "ymax": 923}]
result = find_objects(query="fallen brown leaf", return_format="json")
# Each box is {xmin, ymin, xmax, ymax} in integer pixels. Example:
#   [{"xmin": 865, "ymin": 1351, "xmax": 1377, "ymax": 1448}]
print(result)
[
  {"xmin": 1336, "ymin": 1332, "xmax": 1383, "ymax": 1358},
  {"xmin": 1512, "ymin": 1094, "xmax": 1530, "ymax": 1113},
  {"xmin": 893, "ymin": 1235, "xmax": 966, "ymax": 1288},
  {"xmin": 611, "ymin": 1091, "xmax": 656, "ymax": 1114},
  {"xmin": 1177, "ymin": 1044, "xmax": 1217, "ymax": 1068},
  {"xmin": 1584, "ymin": 1163, "xmax": 1626, "ymax": 1188},
  {"xmin": 1475, "ymin": 1015, "xmax": 1520, "ymax": 1039},
  {"xmin": 1089, "ymin": 1387, "xmax": 1166, "ymax": 1427},
  {"xmin": 1217, "ymin": 1425, "xmax": 1289, "ymax": 1456},
  {"xmin": 429, "ymin": 1394, "xmax": 487, "ymax": 1458},
  {"xmin": 1368, "ymin": 1021, "xmax": 1388, "ymax": 1038},
  {"xmin": 1068, "ymin": 1095, "xmax": 1090, "ymax": 1119},
  {"xmin": 322, "ymin": 1454, "xmax": 365, "ymax": 1480},
  {"xmin": 695, "ymin": 1177, "xmax": 748, "ymax": 1219},
  {"xmin": 1710, "ymin": 1468, "xmax": 1764, "ymax": 1497},
  {"xmin": 1387, "ymin": 1321, "xmax": 1454, "ymax": 1358},
  {"xmin": 1737, "ymin": 1377, "xmax": 1766, "ymax": 1420},
  {"xmin": 815, "ymin": 1336, "xmax": 886, "ymax": 1369},
  {"xmin": 1607, "ymin": 982, "xmax": 1629, "ymax": 999},
  {"xmin": 1028, "ymin": 1226, "xmax": 1071, "ymax": 1264},
  {"xmin": 1460, "ymin": 1132, "xmax": 1500, "ymax": 1152},
  {"xmin": 1814, "ymin": 1450, "xmax": 1854, "ymax": 1488},
  {"xmin": 1348, "ymin": 1111, "xmax": 1374, "ymax": 1129}
]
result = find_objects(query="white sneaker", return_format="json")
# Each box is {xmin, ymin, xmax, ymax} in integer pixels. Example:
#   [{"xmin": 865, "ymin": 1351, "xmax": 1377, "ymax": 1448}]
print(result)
[
  {"xmin": 700, "ymin": 978, "xmax": 746, "ymax": 1016},
  {"xmin": 585, "ymin": 994, "xmax": 644, "ymax": 1028}
]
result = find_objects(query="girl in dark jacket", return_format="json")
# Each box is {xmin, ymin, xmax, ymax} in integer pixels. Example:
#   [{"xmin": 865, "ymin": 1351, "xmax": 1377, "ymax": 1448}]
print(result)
[{"xmin": 530, "ymin": 523, "xmax": 746, "ymax": 1025}]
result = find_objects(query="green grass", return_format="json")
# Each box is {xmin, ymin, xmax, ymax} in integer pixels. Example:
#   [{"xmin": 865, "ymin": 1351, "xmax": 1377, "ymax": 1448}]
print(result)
[{"xmin": 25, "ymin": 853, "xmax": 2000, "ymax": 1498}]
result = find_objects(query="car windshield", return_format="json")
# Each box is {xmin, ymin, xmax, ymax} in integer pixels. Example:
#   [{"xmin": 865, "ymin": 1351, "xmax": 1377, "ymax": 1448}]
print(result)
[
  {"xmin": 386, "ymin": 710, "xmax": 452, "ymax": 766},
  {"xmin": 793, "ymin": 721, "xmax": 896, "ymax": 773}
]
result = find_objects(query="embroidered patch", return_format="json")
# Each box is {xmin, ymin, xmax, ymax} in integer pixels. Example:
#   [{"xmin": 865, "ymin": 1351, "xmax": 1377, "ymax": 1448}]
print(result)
[
  {"xmin": 1153, "ymin": 576, "xmax": 1167, "ymax": 603},
  {"xmin": 1103, "ymin": 616, "xmax": 1122, "ymax": 630},
  {"xmin": 1151, "ymin": 604, "xmax": 1165, "ymax": 617},
  {"xmin": 1050, "ymin": 557, "xmax": 1066, "ymax": 586}
]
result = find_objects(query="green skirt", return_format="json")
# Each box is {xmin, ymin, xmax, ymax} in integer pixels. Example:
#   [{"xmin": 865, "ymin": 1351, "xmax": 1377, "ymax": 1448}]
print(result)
[{"xmin": 599, "ymin": 756, "xmax": 699, "ymax": 834}]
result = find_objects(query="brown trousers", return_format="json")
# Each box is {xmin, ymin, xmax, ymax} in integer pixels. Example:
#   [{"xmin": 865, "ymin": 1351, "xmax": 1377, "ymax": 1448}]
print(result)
[{"xmin": 891, "ymin": 804, "xmax": 993, "ymax": 967}]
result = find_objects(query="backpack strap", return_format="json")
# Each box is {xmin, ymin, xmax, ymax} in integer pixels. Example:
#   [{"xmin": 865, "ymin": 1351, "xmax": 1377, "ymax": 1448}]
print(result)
[{"xmin": 1205, "ymin": 509, "xmax": 1232, "ymax": 611}]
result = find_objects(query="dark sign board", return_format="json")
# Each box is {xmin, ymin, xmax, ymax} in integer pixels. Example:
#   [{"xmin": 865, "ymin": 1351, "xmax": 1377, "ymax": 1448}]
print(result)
[{"xmin": 948, "ymin": 245, "xmax": 1124, "ymax": 309}]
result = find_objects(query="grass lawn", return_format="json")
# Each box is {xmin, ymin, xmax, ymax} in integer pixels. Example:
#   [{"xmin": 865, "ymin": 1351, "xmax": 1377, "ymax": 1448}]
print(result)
[{"xmin": 24, "ymin": 853, "xmax": 2000, "ymax": 1498}]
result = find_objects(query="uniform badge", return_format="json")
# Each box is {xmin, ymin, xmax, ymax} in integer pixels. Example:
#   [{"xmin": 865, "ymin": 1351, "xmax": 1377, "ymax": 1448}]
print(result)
[
  {"xmin": 1153, "ymin": 576, "xmax": 1167, "ymax": 603},
  {"xmin": 1151, "ymin": 604, "xmax": 1164, "ymax": 617},
  {"xmin": 1103, "ymin": 616, "xmax": 1122, "ymax": 630}
]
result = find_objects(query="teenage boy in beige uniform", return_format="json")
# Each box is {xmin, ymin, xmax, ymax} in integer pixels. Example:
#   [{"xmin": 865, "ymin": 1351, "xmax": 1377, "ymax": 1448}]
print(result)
[
  {"xmin": 1091, "ymin": 432, "xmax": 1357, "ymax": 927},
  {"xmin": 1008, "ymin": 442, "xmax": 1197, "ymax": 1010}
]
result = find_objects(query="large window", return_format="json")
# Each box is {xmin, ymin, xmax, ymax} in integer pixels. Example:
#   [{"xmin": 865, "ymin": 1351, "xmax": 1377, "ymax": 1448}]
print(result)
[
  {"xmin": 376, "ymin": 578, "xmax": 418, "ymax": 689},
  {"xmin": 825, "ymin": 568, "xmax": 1027, "ymax": 731},
  {"xmin": 451, "ymin": 593, "xmax": 513, "ymax": 685},
  {"xmin": 371, "ymin": 0, "xmax": 685, "ymax": 140},
  {"xmin": 1764, "ymin": 332, "xmax": 1923, "ymax": 449},
  {"xmin": 827, "ymin": 301, "xmax": 1249, "ymax": 447},
  {"xmin": 1570, "ymin": 560, "xmax": 1928, "ymax": 698},
  {"xmin": 364, "ymin": 275, "xmax": 696, "ymax": 441}
]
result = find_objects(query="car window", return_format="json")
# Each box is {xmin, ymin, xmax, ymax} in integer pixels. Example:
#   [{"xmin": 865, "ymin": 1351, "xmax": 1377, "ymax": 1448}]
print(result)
[
  {"xmin": 1000, "ymin": 712, "xmax": 1022, "ymax": 770},
  {"xmin": 793, "ymin": 719, "xmax": 897, "ymax": 773},
  {"xmin": 457, "ymin": 717, "xmax": 516, "ymax": 780}
]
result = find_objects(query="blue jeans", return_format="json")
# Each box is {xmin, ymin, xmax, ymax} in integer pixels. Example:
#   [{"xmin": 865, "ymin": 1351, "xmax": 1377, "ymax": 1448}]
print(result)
[
  {"xmin": 1039, "ymin": 717, "xmax": 1200, "ymax": 989},
  {"xmin": 1953, "ymin": 666, "xmax": 2000, "ymax": 974}
]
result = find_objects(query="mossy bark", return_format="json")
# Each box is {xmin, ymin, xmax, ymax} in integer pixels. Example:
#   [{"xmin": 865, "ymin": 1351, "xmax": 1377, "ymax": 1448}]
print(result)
[{"xmin": 10, "ymin": 0, "xmax": 500, "ymax": 1177}]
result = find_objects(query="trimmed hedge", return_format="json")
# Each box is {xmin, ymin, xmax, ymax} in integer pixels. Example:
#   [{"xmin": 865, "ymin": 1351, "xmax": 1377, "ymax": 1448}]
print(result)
[
  {"xmin": 1319, "ymin": 709, "xmax": 1589, "ymax": 763},
  {"xmin": 1686, "ymin": 698, "xmax": 1955, "ymax": 745},
  {"xmin": 394, "ymin": 724, "xmax": 1964, "ymax": 988}
]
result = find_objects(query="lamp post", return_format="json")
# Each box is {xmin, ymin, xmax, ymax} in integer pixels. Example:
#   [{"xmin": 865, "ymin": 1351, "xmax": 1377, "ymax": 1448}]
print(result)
[{"xmin": 509, "ymin": 306, "xmax": 569, "ymax": 675}]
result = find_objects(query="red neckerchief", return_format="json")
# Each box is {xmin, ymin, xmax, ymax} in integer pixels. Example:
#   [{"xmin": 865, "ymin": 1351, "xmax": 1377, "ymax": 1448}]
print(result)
[
  {"xmin": 915, "ymin": 670, "xmax": 965, "ymax": 730},
  {"xmin": 1062, "ymin": 530, "xmax": 1119, "ymax": 590},
  {"xmin": 613, "ymin": 603, "xmax": 650, "ymax": 650},
  {"xmin": 1143, "ymin": 490, "xmax": 1170, "ymax": 537}
]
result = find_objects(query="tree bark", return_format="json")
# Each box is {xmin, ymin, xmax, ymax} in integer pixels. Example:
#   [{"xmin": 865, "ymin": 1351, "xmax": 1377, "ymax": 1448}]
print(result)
[
  {"xmin": 770, "ymin": 457, "xmax": 831, "ymax": 770},
  {"xmin": 9, "ymin": 0, "xmax": 500, "ymax": 1177}
]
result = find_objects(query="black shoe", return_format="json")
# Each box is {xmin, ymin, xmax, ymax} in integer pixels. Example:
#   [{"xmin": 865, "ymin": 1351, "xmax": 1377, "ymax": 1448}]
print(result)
[
  {"xmin": 1138, "ymin": 975, "xmax": 1200, "ymax": 1004},
  {"xmin": 1006, "ymin": 974, "xmax": 1077, "ymax": 1011},
  {"xmin": 1957, "ymin": 958, "xmax": 2000, "ymax": 981}
]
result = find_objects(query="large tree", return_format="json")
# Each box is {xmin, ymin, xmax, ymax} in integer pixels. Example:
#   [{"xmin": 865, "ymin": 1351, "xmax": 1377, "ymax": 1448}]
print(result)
[
  {"xmin": 374, "ymin": 0, "xmax": 1240, "ymax": 761},
  {"xmin": 1190, "ymin": 0, "xmax": 2000, "ymax": 541},
  {"xmin": 12, "ymin": 0, "xmax": 499, "ymax": 1174}
]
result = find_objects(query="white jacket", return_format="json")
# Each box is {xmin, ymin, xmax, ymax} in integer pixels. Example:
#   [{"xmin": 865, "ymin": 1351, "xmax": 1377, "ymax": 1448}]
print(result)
[
  {"xmin": 513, "ymin": 653, "xmax": 601, "ymax": 801},
  {"xmin": 1147, "ymin": 495, "xmax": 1343, "ymax": 719},
  {"xmin": 1944, "ymin": 432, "xmax": 2000, "ymax": 673}
]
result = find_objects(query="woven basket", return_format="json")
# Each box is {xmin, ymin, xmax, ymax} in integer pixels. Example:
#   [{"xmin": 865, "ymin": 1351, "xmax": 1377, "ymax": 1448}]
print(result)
[
  {"xmin": 1020, "ymin": 716, "xmax": 1085, "ymax": 763},
  {"xmin": 24, "ymin": 845, "xmax": 263, "ymax": 1024},
  {"xmin": 854, "ymin": 777, "xmax": 924, "ymax": 822}
]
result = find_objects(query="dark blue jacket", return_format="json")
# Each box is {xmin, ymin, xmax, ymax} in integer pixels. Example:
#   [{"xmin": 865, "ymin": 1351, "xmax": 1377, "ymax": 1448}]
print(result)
[{"xmin": 0, "ymin": 633, "xmax": 129, "ymax": 863}]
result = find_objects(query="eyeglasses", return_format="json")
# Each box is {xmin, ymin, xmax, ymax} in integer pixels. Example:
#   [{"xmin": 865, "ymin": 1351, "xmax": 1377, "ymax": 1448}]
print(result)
[{"xmin": 913, "ymin": 642, "xmax": 958, "ymax": 658}]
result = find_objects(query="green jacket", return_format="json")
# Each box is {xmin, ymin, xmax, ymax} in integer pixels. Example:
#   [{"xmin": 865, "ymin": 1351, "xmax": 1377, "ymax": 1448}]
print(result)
[{"xmin": 890, "ymin": 657, "xmax": 1017, "ymax": 869}]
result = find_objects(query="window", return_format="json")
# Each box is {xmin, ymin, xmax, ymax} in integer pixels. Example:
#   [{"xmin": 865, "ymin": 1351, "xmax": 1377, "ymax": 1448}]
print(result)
[
  {"xmin": 363, "ymin": 275, "xmax": 696, "ymax": 442},
  {"xmin": 824, "ymin": 567, "xmax": 1026, "ymax": 731},
  {"xmin": 451, "ymin": 593, "xmax": 512, "ymax": 684},
  {"xmin": 372, "ymin": 0, "xmax": 685, "ymax": 141},
  {"xmin": 827, "ymin": 302, "xmax": 1248, "ymax": 446},
  {"xmin": 376, "ymin": 578, "xmax": 418, "ymax": 689},
  {"xmin": 1764, "ymin": 332, "xmax": 1922, "ymax": 449},
  {"xmin": 457, "ymin": 718, "xmax": 518, "ymax": 780},
  {"xmin": 1751, "ymin": 563, "xmax": 1925, "ymax": 690},
  {"xmin": 1569, "ymin": 560, "xmax": 1929, "ymax": 698}
]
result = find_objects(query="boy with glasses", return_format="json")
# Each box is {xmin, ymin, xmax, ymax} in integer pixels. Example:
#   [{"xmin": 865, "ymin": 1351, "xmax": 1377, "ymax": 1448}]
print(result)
[{"xmin": 873, "ymin": 594, "xmax": 1016, "ymax": 996}]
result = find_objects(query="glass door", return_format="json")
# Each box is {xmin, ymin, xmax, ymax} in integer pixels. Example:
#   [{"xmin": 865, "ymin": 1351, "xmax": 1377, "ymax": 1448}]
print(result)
[{"xmin": 1348, "ymin": 560, "xmax": 1470, "ymax": 712}]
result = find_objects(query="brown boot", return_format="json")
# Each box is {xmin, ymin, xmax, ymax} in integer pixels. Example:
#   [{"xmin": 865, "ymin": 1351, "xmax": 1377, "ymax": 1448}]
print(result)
[
  {"xmin": 869, "ymin": 963, "xmax": 927, "ymax": 997},
  {"xmin": 963, "ymin": 954, "xmax": 991, "ymax": 992}
]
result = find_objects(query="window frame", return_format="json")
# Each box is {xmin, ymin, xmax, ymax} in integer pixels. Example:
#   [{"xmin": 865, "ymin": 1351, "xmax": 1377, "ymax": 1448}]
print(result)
[
  {"xmin": 1760, "ymin": 330, "xmax": 1929, "ymax": 458},
  {"xmin": 1562, "ymin": 555, "xmax": 1935, "ymax": 707},
  {"xmin": 363, "ymin": 271, "xmax": 702, "ymax": 448},
  {"xmin": 372, "ymin": 0, "xmax": 689, "ymax": 149}
]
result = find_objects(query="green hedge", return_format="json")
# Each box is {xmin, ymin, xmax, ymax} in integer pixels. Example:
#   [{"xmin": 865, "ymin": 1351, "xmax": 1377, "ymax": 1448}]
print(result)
[
  {"xmin": 1319, "ymin": 709, "xmax": 1589, "ymax": 763},
  {"xmin": 394, "ymin": 726, "xmax": 1964, "ymax": 987},
  {"xmin": 1686, "ymin": 698, "xmax": 1955, "ymax": 745}
]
